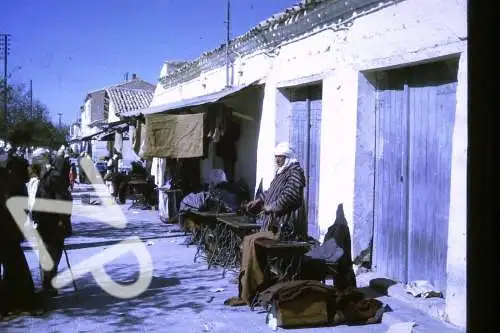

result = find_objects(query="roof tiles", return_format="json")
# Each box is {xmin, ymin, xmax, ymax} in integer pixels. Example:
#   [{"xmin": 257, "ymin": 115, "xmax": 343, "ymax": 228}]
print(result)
[{"xmin": 107, "ymin": 88, "xmax": 154, "ymax": 114}]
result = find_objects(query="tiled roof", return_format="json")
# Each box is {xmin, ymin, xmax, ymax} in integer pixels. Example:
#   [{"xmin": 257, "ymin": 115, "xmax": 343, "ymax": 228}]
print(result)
[
  {"xmin": 86, "ymin": 78, "xmax": 156, "ymax": 98},
  {"xmin": 107, "ymin": 88, "xmax": 154, "ymax": 115},
  {"xmin": 113, "ymin": 79, "xmax": 156, "ymax": 91}
]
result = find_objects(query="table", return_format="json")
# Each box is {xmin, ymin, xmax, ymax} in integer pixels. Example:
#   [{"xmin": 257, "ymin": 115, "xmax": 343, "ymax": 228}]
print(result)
[
  {"xmin": 183, "ymin": 211, "xmax": 236, "ymax": 265},
  {"xmin": 214, "ymin": 215, "xmax": 261, "ymax": 277},
  {"xmin": 255, "ymin": 239, "xmax": 311, "ymax": 282},
  {"xmin": 128, "ymin": 179, "xmax": 148, "ymax": 210}
]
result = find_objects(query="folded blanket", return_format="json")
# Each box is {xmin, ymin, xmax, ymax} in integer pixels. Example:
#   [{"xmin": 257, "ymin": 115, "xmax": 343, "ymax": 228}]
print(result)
[{"xmin": 304, "ymin": 238, "xmax": 344, "ymax": 264}]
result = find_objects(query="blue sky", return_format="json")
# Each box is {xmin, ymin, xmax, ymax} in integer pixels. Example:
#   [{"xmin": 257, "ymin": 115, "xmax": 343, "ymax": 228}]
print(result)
[{"xmin": 2, "ymin": 0, "xmax": 296, "ymax": 124}]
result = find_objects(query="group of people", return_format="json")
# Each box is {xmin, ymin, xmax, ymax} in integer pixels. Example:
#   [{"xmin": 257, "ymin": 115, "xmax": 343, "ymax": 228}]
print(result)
[{"xmin": 0, "ymin": 143, "xmax": 73, "ymax": 319}]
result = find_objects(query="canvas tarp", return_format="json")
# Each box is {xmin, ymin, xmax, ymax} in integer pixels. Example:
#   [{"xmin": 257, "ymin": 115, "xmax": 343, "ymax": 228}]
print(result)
[{"xmin": 142, "ymin": 113, "xmax": 204, "ymax": 159}]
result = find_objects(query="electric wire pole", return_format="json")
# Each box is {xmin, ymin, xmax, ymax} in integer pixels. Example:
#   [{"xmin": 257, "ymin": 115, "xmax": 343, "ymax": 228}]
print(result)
[
  {"xmin": 58, "ymin": 113, "xmax": 63, "ymax": 127},
  {"xmin": 30, "ymin": 79, "xmax": 33, "ymax": 117},
  {"xmin": 0, "ymin": 33, "xmax": 11, "ymax": 138},
  {"xmin": 225, "ymin": 0, "xmax": 231, "ymax": 87}
]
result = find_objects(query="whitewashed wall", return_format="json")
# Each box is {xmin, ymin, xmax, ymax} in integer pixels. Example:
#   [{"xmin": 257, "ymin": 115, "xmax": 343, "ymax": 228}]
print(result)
[
  {"xmin": 148, "ymin": 0, "xmax": 467, "ymax": 327},
  {"xmin": 108, "ymin": 101, "xmax": 120, "ymax": 123}
]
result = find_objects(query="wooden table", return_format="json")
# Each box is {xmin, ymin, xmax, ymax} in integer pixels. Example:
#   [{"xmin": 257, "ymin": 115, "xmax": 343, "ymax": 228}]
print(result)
[
  {"xmin": 128, "ymin": 179, "xmax": 148, "ymax": 209},
  {"xmin": 255, "ymin": 239, "xmax": 311, "ymax": 282},
  {"xmin": 214, "ymin": 215, "xmax": 261, "ymax": 277},
  {"xmin": 183, "ymin": 211, "xmax": 236, "ymax": 265}
]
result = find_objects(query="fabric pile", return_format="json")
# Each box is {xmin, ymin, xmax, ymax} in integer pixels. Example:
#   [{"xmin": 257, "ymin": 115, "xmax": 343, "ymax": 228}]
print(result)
[{"xmin": 258, "ymin": 280, "xmax": 384, "ymax": 328}]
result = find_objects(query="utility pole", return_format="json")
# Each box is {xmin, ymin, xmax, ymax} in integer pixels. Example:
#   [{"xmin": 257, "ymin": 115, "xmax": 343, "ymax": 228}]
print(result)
[
  {"xmin": 225, "ymin": 0, "xmax": 231, "ymax": 87},
  {"xmin": 58, "ymin": 112, "xmax": 63, "ymax": 127},
  {"xmin": 29, "ymin": 79, "xmax": 33, "ymax": 117},
  {"xmin": 0, "ymin": 33, "xmax": 11, "ymax": 137}
]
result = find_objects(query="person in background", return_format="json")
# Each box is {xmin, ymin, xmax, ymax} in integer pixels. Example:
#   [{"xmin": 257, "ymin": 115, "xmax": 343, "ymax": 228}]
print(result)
[
  {"xmin": 224, "ymin": 142, "xmax": 307, "ymax": 307},
  {"xmin": 32, "ymin": 157, "xmax": 71, "ymax": 297},
  {"xmin": 53, "ymin": 146, "xmax": 73, "ymax": 235},
  {"xmin": 54, "ymin": 146, "xmax": 71, "ymax": 191},
  {"xmin": 69, "ymin": 163, "xmax": 77, "ymax": 191},
  {"xmin": 1, "ymin": 148, "xmax": 44, "ymax": 317}
]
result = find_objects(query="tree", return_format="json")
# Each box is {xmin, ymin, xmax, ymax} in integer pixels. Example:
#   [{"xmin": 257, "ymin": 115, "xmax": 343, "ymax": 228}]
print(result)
[{"xmin": 0, "ymin": 80, "xmax": 68, "ymax": 149}]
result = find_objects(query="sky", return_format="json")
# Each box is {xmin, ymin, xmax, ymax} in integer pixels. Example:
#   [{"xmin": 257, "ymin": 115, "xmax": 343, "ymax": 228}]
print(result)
[{"xmin": 1, "ymin": 0, "xmax": 297, "ymax": 125}]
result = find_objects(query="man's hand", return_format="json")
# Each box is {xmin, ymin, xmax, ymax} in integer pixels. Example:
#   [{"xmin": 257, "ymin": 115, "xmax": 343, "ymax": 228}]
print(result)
[
  {"xmin": 245, "ymin": 199, "xmax": 259, "ymax": 211},
  {"xmin": 262, "ymin": 205, "xmax": 272, "ymax": 213}
]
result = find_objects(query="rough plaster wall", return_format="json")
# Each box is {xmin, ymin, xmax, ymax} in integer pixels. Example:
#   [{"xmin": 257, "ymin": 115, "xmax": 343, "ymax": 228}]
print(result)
[
  {"xmin": 108, "ymin": 102, "xmax": 120, "ymax": 123},
  {"xmin": 255, "ymin": 79, "xmax": 278, "ymax": 192},
  {"xmin": 81, "ymin": 100, "xmax": 92, "ymax": 136},
  {"xmin": 90, "ymin": 91, "xmax": 105, "ymax": 122},
  {"xmin": 445, "ymin": 49, "xmax": 467, "ymax": 329},
  {"xmin": 352, "ymin": 73, "xmax": 377, "ymax": 259},
  {"xmin": 317, "ymin": 69, "xmax": 359, "ymax": 243},
  {"xmin": 272, "ymin": 0, "xmax": 466, "ymax": 77},
  {"xmin": 274, "ymin": 89, "xmax": 291, "ymax": 145}
]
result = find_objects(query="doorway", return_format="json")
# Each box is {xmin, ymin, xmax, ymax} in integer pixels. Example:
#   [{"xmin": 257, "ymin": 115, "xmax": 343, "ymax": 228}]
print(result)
[
  {"xmin": 282, "ymin": 83, "xmax": 323, "ymax": 239},
  {"xmin": 372, "ymin": 58, "xmax": 458, "ymax": 294}
]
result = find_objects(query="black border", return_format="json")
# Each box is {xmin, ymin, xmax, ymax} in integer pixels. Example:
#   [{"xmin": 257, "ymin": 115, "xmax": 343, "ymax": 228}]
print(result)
[{"xmin": 468, "ymin": 0, "xmax": 496, "ymax": 331}]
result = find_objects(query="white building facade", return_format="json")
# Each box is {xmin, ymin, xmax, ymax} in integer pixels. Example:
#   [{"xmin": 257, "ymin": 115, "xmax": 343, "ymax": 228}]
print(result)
[
  {"xmin": 139, "ymin": 0, "xmax": 467, "ymax": 327},
  {"xmin": 78, "ymin": 76, "xmax": 155, "ymax": 162}
]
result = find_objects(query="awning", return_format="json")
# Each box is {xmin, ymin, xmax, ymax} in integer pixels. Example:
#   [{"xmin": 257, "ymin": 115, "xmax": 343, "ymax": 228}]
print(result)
[
  {"xmin": 121, "ymin": 81, "xmax": 259, "ymax": 117},
  {"xmin": 97, "ymin": 124, "xmax": 129, "ymax": 141},
  {"xmin": 78, "ymin": 129, "xmax": 108, "ymax": 142},
  {"xmin": 71, "ymin": 122, "xmax": 130, "ymax": 143}
]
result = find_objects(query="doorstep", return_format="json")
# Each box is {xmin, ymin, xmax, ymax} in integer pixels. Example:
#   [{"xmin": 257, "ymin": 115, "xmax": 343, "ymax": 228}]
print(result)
[{"xmin": 355, "ymin": 271, "xmax": 464, "ymax": 332}]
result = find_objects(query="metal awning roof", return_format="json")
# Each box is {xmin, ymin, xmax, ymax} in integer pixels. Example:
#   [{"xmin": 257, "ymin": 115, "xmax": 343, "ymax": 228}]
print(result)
[
  {"xmin": 69, "ymin": 122, "xmax": 129, "ymax": 143},
  {"xmin": 97, "ymin": 124, "xmax": 130, "ymax": 141},
  {"xmin": 121, "ymin": 81, "xmax": 260, "ymax": 117}
]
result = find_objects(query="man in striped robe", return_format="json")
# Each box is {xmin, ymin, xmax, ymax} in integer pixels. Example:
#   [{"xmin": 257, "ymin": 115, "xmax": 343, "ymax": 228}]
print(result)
[{"xmin": 225, "ymin": 142, "xmax": 307, "ymax": 307}]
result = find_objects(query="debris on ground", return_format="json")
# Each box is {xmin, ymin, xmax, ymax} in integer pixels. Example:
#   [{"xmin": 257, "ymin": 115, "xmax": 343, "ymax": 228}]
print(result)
[
  {"xmin": 405, "ymin": 280, "xmax": 443, "ymax": 298},
  {"xmin": 209, "ymin": 288, "xmax": 224, "ymax": 293}
]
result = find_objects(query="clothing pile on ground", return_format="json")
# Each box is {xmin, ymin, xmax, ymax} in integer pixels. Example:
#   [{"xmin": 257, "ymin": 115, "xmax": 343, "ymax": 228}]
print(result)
[{"xmin": 259, "ymin": 280, "xmax": 384, "ymax": 329}]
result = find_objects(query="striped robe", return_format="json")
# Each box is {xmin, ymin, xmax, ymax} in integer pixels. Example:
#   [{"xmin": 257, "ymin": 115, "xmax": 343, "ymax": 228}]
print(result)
[{"xmin": 258, "ymin": 161, "xmax": 307, "ymax": 241}]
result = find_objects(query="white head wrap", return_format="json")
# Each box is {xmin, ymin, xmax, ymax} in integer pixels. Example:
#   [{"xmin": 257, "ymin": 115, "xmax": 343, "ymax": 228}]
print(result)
[
  {"xmin": 274, "ymin": 142, "xmax": 293, "ymax": 157},
  {"xmin": 273, "ymin": 142, "xmax": 298, "ymax": 175}
]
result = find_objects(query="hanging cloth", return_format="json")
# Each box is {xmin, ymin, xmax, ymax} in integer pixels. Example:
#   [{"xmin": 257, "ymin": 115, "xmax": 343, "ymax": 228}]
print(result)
[{"xmin": 114, "ymin": 130, "xmax": 123, "ymax": 155}]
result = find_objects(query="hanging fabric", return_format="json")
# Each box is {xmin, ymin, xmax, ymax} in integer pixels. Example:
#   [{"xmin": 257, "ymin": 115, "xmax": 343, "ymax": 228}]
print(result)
[
  {"xmin": 138, "ymin": 120, "xmax": 147, "ymax": 158},
  {"xmin": 114, "ymin": 130, "xmax": 123, "ymax": 155},
  {"xmin": 142, "ymin": 113, "xmax": 204, "ymax": 159}
]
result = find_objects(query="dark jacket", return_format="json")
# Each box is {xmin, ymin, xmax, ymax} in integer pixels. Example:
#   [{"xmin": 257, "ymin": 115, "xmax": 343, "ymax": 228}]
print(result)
[
  {"xmin": 0, "ymin": 166, "xmax": 26, "ymax": 244},
  {"xmin": 55, "ymin": 155, "xmax": 71, "ymax": 190},
  {"xmin": 32, "ymin": 167, "xmax": 72, "ymax": 243},
  {"xmin": 258, "ymin": 162, "xmax": 307, "ymax": 241}
]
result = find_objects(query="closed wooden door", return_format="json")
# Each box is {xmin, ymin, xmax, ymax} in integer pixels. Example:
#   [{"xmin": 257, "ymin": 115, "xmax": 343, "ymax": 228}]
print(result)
[
  {"xmin": 373, "ymin": 59, "xmax": 457, "ymax": 293},
  {"xmin": 373, "ymin": 69, "xmax": 409, "ymax": 282},
  {"xmin": 289, "ymin": 85, "xmax": 322, "ymax": 239},
  {"xmin": 406, "ymin": 60, "xmax": 457, "ymax": 294}
]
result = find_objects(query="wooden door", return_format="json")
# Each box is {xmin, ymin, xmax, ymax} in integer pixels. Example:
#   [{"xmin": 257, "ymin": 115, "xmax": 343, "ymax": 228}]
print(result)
[
  {"xmin": 406, "ymin": 60, "xmax": 457, "ymax": 294},
  {"xmin": 289, "ymin": 85, "xmax": 322, "ymax": 239},
  {"xmin": 373, "ymin": 60, "xmax": 458, "ymax": 292},
  {"xmin": 373, "ymin": 70, "xmax": 409, "ymax": 282}
]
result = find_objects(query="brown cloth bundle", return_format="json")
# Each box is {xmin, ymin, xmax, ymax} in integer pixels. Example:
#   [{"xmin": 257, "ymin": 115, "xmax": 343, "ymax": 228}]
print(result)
[{"xmin": 258, "ymin": 280, "xmax": 384, "ymax": 326}]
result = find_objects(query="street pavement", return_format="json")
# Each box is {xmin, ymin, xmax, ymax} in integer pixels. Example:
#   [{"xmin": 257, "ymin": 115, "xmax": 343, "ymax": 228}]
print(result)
[{"xmin": 0, "ymin": 184, "xmax": 464, "ymax": 333}]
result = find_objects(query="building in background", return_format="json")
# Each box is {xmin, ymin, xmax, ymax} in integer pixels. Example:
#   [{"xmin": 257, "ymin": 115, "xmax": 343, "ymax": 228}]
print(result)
[{"xmin": 78, "ymin": 74, "xmax": 155, "ymax": 162}]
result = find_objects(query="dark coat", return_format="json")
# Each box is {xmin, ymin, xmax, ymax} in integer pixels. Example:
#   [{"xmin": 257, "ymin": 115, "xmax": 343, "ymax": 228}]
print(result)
[
  {"xmin": 32, "ymin": 167, "xmax": 72, "ymax": 243},
  {"xmin": 257, "ymin": 162, "xmax": 307, "ymax": 241},
  {"xmin": 55, "ymin": 155, "xmax": 71, "ymax": 189},
  {"xmin": 0, "ymin": 166, "xmax": 26, "ymax": 244}
]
